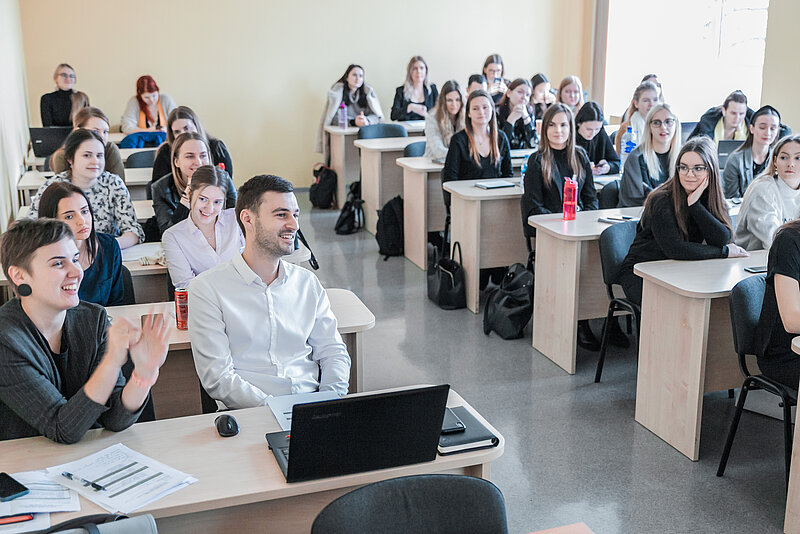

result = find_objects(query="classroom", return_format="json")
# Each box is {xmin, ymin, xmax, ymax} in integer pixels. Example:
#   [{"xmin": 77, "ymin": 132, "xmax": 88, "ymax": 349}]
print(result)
[{"xmin": 2, "ymin": 1, "xmax": 800, "ymax": 533}]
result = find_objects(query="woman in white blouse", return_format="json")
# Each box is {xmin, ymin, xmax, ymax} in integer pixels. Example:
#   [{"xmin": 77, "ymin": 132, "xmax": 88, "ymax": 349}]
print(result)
[{"xmin": 161, "ymin": 165, "xmax": 244, "ymax": 288}]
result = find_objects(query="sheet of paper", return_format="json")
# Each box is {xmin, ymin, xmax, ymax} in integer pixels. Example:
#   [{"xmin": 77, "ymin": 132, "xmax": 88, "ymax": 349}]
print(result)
[
  {"xmin": 0, "ymin": 513, "xmax": 49, "ymax": 534},
  {"xmin": 45, "ymin": 443, "xmax": 196, "ymax": 515},
  {"xmin": 267, "ymin": 391, "xmax": 339, "ymax": 431},
  {"xmin": 0, "ymin": 471, "xmax": 79, "ymax": 515}
]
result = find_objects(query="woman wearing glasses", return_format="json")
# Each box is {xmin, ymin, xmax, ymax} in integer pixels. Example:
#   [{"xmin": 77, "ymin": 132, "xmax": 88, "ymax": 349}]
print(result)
[
  {"xmin": 41, "ymin": 64, "xmax": 80, "ymax": 127},
  {"xmin": 734, "ymin": 135, "xmax": 800, "ymax": 251},
  {"xmin": 617, "ymin": 137, "xmax": 748, "ymax": 305},
  {"xmin": 618, "ymin": 103, "xmax": 682, "ymax": 207}
]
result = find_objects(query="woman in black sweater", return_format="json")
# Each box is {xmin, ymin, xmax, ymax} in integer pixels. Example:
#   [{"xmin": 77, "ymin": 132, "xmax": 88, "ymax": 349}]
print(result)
[
  {"xmin": 442, "ymin": 90, "xmax": 512, "ymax": 207},
  {"xmin": 390, "ymin": 56, "xmax": 438, "ymax": 122},
  {"xmin": 575, "ymin": 102, "xmax": 619, "ymax": 175},
  {"xmin": 617, "ymin": 137, "xmax": 749, "ymax": 305},
  {"xmin": 40, "ymin": 63, "xmax": 79, "ymax": 127},
  {"xmin": 497, "ymin": 78, "xmax": 538, "ymax": 150}
]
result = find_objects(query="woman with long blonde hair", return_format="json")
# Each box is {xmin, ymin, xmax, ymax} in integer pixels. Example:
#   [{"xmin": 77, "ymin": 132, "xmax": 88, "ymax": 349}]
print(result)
[
  {"xmin": 391, "ymin": 56, "xmax": 438, "ymax": 121},
  {"xmin": 423, "ymin": 80, "xmax": 465, "ymax": 160},
  {"xmin": 556, "ymin": 75, "xmax": 585, "ymax": 114}
]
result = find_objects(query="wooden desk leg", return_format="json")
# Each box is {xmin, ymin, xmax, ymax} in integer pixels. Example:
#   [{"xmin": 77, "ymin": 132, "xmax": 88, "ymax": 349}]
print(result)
[
  {"xmin": 532, "ymin": 232, "xmax": 581, "ymax": 374},
  {"xmin": 343, "ymin": 332, "xmax": 363, "ymax": 393},
  {"xmin": 634, "ymin": 279, "xmax": 710, "ymax": 461},
  {"xmin": 450, "ymin": 196, "xmax": 481, "ymax": 314},
  {"xmin": 328, "ymin": 132, "xmax": 347, "ymax": 209},
  {"xmin": 403, "ymin": 169, "xmax": 428, "ymax": 270},
  {"xmin": 361, "ymin": 151, "xmax": 382, "ymax": 235},
  {"xmin": 786, "ymin": 378, "xmax": 800, "ymax": 533}
]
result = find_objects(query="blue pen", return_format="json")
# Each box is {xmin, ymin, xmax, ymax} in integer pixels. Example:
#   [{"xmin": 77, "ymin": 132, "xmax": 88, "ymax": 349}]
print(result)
[{"xmin": 61, "ymin": 471, "xmax": 106, "ymax": 491}]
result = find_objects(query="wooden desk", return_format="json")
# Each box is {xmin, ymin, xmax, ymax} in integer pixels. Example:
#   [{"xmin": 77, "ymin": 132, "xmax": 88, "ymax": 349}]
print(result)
[
  {"xmin": 108, "ymin": 131, "xmax": 125, "ymax": 145},
  {"xmin": 123, "ymin": 167, "xmax": 152, "ymax": 200},
  {"xmin": 785, "ymin": 338, "xmax": 800, "ymax": 533},
  {"xmin": 633, "ymin": 250, "xmax": 768, "ymax": 460},
  {"xmin": 442, "ymin": 179, "xmax": 528, "ymax": 313},
  {"xmin": 26, "ymin": 147, "xmax": 151, "ymax": 171},
  {"xmin": 354, "ymin": 137, "xmax": 426, "ymax": 234},
  {"xmin": 527, "ymin": 206, "xmax": 643, "ymax": 374},
  {"xmin": 16, "ymin": 168, "xmax": 152, "ymax": 205},
  {"xmin": 133, "ymin": 200, "xmax": 154, "ymax": 222},
  {"xmin": 529, "ymin": 523, "xmax": 595, "ymax": 534},
  {"xmin": 0, "ymin": 388, "xmax": 501, "ymax": 534},
  {"xmin": 397, "ymin": 157, "xmax": 446, "ymax": 270}
]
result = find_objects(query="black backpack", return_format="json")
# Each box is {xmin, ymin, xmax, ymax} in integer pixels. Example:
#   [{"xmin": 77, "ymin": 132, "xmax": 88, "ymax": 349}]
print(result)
[
  {"xmin": 335, "ymin": 182, "xmax": 364, "ymax": 235},
  {"xmin": 483, "ymin": 263, "xmax": 534, "ymax": 339},
  {"xmin": 309, "ymin": 164, "xmax": 337, "ymax": 209},
  {"xmin": 375, "ymin": 196, "xmax": 404, "ymax": 260}
]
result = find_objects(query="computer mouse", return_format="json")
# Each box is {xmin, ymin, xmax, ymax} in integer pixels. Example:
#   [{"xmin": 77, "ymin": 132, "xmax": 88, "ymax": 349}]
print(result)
[{"xmin": 214, "ymin": 414, "xmax": 239, "ymax": 437}]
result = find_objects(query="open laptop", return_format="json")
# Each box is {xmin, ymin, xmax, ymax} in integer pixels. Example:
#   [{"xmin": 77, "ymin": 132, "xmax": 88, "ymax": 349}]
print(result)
[
  {"xmin": 718, "ymin": 139, "xmax": 744, "ymax": 170},
  {"xmin": 266, "ymin": 384, "xmax": 449, "ymax": 483},
  {"xmin": 29, "ymin": 127, "xmax": 72, "ymax": 157}
]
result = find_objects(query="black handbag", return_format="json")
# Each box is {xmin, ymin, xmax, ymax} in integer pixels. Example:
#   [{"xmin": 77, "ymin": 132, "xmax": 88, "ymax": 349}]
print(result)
[
  {"xmin": 483, "ymin": 263, "xmax": 534, "ymax": 339},
  {"xmin": 335, "ymin": 182, "xmax": 364, "ymax": 235},
  {"xmin": 427, "ymin": 239, "xmax": 466, "ymax": 310}
]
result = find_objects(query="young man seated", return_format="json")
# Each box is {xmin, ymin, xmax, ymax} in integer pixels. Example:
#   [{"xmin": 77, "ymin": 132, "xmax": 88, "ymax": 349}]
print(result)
[{"xmin": 188, "ymin": 175, "xmax": 350, "ymax": 410}]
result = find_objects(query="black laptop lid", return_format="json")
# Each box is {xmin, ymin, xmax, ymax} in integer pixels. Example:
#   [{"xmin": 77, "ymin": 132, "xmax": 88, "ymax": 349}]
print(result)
[
  {"xmin": 286, "ymin": 384, "xmax": 449, "ymax": 483},
  {"xmin": 30, "ymin": 127, "xmax": 72, "ymax": 157},
  {"xmin": 718, "ymin": 140, "xmax": 744, "ymax": 169}
]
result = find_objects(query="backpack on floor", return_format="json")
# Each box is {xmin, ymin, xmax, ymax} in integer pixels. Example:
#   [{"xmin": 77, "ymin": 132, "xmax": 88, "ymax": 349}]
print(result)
[
  {"xmin": 335, "ymin": 182, "xmax": 364, "ymax": 235},
  {"xmin": 309, "ymin": 163, "xmax": 337, "ymax": 209},
  {"xmin": 375, "ymin": 195, "xmax": 403, "ymax": 260},
  {"xmin": 483, "ymin": 263, "xmax": 534, "ymax": 339}
]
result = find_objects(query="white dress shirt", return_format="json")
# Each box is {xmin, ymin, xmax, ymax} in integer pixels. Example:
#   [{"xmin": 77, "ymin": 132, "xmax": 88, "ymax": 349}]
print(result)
[
  {"xmin": 162, "ymin": 208, "xmax": 245, "ymax": 288},
  {"xmin": 188, "ymin": 253, "xmax": 350, "ymax": 409}
]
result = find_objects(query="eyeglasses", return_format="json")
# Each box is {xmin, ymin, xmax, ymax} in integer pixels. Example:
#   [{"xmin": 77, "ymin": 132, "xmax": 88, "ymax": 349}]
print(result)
[
  {"xmin": 677, "ymin": 164, "xmax": 708, "ymax": 175},
  {"xmin": 650, "ymin": 118, "xmax": 675, "ymax": 128},
  {"xmin": 58, "ymin": 73, "xmax": 76, "ymax": 80}
]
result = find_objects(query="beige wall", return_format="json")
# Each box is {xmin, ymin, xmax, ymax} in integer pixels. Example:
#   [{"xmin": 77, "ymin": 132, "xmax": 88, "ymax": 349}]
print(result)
[
  {"xmin": 19, "ymin": 0, "xmax": 592, "ymax": 187},
  {"xmin": 762, "ymin": 0, "xmax": 799, "ymax": 131}
]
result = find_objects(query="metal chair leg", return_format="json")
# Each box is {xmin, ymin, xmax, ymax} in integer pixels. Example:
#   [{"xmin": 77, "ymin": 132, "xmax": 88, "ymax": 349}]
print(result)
[
  {"xmin": 782, "ymin": 394, "xmax": 794, "ymax": 487},
  {"xmin": 717, "ymin": 379, "xmax": 751, "ymax": 477},
  {"xmin": 595, "ymin": 304, "xmax": 616, "ymax": 383}
]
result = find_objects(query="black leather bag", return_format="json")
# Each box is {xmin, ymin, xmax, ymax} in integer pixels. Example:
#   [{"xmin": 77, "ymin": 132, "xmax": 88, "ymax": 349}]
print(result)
[
  {"xmin": 335, "ymin": 182, "xmax": 364, "ymax": 235},
  {"xmin": 309, "ymin": 163, "xmax": 337, "ymax": 209},
  {"xmin": 483, "ymin": 263, "xmax": 534, "ymax": 339},
  {"xmin": 428, "ymin": 240, "xmax": 466, "ymax": 310}
]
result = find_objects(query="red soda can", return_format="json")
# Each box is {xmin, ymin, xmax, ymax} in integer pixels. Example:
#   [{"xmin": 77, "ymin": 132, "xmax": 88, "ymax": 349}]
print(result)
[{"xmin": 175, "ymin": 288, "xmax": 188, "ymax": 330}]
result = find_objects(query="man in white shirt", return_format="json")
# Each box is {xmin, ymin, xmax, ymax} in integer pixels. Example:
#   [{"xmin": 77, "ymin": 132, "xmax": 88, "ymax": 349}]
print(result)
[{"xmin": 188, "ymin": 175, "xmax": 350, "ymax": 409}]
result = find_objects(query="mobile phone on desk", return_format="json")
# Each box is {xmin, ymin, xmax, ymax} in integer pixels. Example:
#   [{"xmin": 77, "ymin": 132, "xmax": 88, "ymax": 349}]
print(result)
[
  {"xmin": 441, "ymin": 407, "xmax": 466, "ymax": 434},
  {"xmin": 0, "ymin": 473, "xmax": 29, "ymax": 502},
  {"xmin": 744, "ymin": 266, "xmax": 767, "ymax": 274}
]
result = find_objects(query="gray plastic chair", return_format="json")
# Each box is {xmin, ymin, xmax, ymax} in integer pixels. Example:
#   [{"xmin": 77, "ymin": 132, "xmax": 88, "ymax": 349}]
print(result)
[
  {"xmin": 717, "ymin": 274, "xmax": 797, "ymax": 485},
  {"xmin": 311, "ymin": 474, "xmax": 508, "ymax": 534},
  {"xmin": 357, "ymin": 123, "xmax": 407, "ymax": 140},
  {"xmin": 125, "ymin": 149, "xmax": 156, "ymax": 168},
  {"xmin": 403, "ymin": 141, "xmax": 426, "ymax": 157},
  {"xmin": 598, "ymin": 179, "xmax": 620, "ymax": 209}
]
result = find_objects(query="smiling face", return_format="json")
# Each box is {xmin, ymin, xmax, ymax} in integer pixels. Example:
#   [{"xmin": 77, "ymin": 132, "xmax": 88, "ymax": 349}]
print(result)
[
  {"xmin": 68, "ymin": 138, "xmax": 105, "ymax": 183},
  {"xmin": 175, "ymin": 140, "xmax": 210, "ymax": 182},
  {"xmin": 12, "ymin": 238, "xmax": 83, "ymax": 311},
  {"xmin": 444, "ymin": 90, "xmax": 462, "ymax": 116},
  {"xmin": 577, "ymin": 120, "xmax": 603, "ymax": 141},
  {"xmin": 140, "ymin": 91, "xmax": 159, "ymax": 107},
  {"xmin": 775, "ymin": 142, "xmax": 800, "ymax": 181},
  {"xmin": 410, "ymin": 61, "xmax": 426, "ymax": 84},
  {"xmin": 346, "ymin": 68, "xmax": 364, "ymax": 92},
  {"xmin": 468, "ymin": 96, "xmax": 493, "ymax": 128},
  {"xmin": 677, "ymin": 151, "xmax": 708, "ymax": 194},
  {"xmin": 560, "ymin": 83, "xmax": 581, "ymax": 107},
  {"xmin": 649, "ymin": 108, "xmax": 676, "ymax": 145},
  {"xmin": 508, "ymin": 83, "xmax": 532, "ymax": 108},
  {"xmin": 56, "ymin": 194, "xmax": 92, "ymax": 243},
  {"xmin": 547, "ymin": 112, "xmax": 570, "ymax": 149},
  {"xmin": 190, "ymin": 185, "xmax": 225, "ymax": 225},
  {"xmin": 723, "ymin": 102, "xmax": 747, "ymax": 131},
  {"xmin": 750, "ymin": 114, "xmax": 780, "ymax": 147},
  {"xmin": 54, "ymin": 66, "xmax": 75, "ymax": 91},
  {"xmin": 249, "ymin": 191, "xmax": 300, "ymax": 258},
  {"xmin": 171, "ymin": 118, "xmax": 198, "ymax": 139}
]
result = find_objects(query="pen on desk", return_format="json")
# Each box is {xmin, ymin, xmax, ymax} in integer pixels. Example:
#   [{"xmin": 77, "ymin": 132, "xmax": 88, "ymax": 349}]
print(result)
[
  {"xmin": 61, "ymin": 471, "xmax": 106, "ymax": 491},
  {"xmin": 0, "ymin": 514, "xmax": 34, "ymax": 526}
]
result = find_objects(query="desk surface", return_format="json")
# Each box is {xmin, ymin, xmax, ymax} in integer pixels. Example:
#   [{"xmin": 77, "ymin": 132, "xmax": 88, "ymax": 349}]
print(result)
[
  {"xmin": 528, "ymin": 206, "xmax": 643, "ymax": 241},
  {"xmin": 354, "ymin": 137, "xmax": 426, "ymax": 151},
  {"xmin": 17, "ymin": 168, "xmax": 151, "ymax": 192},
  {"xmin": 0, "ymin": 388, "xmax": 500, "ymax": 523},
  {"xmin": 443, "ymin": 179, "xmax": 523, "ymax": 200},
  {"xmin": 134, "ymin": 200, "xmax": 154, "ymax": 221},
  {"xmin": 323, "ymin": 120, "xmax": 425, "ymax": 136},
  {"xmin": 119, "ymin": 147, "xmax": 153, "ymax": 161},
  {"xmin": 633, "ymin": 249, "xmax": 768, "ymax": 299},
  {"xmin": 124, "ymin": 167, "xmax": 152, "ymax": 185},
  {"xmin": 396, "ymin": 156, "xmax": 443, "ymax": 172}
]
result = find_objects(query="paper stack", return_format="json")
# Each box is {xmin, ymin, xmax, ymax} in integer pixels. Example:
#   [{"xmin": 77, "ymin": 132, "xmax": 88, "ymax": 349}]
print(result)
[{"xmin": 0, "ymin": 471, "xmax": 80, "ymax": 533}]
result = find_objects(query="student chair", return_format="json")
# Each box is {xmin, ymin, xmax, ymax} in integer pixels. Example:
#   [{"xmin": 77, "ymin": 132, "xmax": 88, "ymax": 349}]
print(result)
[
  {"xmin": 120, "ymin": 265, "xmax": 136, "ymax": 305},
  {"xmin": 681, "ymin": 121, "xmax": 698, "ymax": 144},
  {"xmin": 310, "ymin": 474, "xmax": 509, "ymax": 534},
  {"xmin": 595, "ymin": 221, "xmax": 640, "ymax": 383},
  {"xmin": 598, "ymin": 179, "xmax": 620, "ymax": 209},
  {"xmin": 199, "ymin": 383, "xmax": 219, "ymax": 414},
  {"xmin": 716, "ymin": 274, "xmax": 797, "ymax": 485},
  {"xmin": 610, "ymin": 130, "xmax": 617, "ymax": 147},
  {"xmin": 125, "ymin": 149, "xmax": 156, "ymax": 168},
  {"xmin": 403, "ymin": 141, "xmax": 426, "ymax": 157},
  {"xmin": 356, "ymin": 123, "xmax": 407, "ymax": 140}
]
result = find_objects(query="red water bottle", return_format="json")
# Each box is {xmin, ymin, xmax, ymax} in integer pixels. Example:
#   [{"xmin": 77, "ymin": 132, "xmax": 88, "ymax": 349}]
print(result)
[
  {"xmin": 562, "ymin": 175, "xmax": 577, "ymax": 221},
  {"xmin": 218, "ymin": 162, "xmax": 225, "ymax": 171}
]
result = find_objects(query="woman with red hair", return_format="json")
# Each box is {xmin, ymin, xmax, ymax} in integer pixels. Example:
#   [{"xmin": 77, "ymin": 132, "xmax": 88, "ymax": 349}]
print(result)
[{"xmin": 121, "ymin": 75, "xmax": 177, "ymax": 134}]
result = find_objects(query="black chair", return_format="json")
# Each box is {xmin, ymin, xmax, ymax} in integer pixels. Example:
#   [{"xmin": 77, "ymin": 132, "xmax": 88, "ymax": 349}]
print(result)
[
  {"xmin": 717, "ymin": 274, "xmax": 797, "ymax": 485},
  {"xmin": 681, "ymin": 121, "xmax": 698, "ymax": 144},
  {"xmin": 598, "ymin": 179, "xmax": 620, "ymax": 209},
  {"xmin": 120, "ymin": 265, "xmax": 136, "ymax": 305},
  {"xmin": 199, "ymin": 382, "xmax": 219, "ymax": 414},
  {"xmin": 125, "ymin": 149, "xmax": 156, "ymax": 168},
  {"xmin": 310, "ymin": 474, "xmax": 508, "ymax": 534},
  {"xmin": 356, "ymin": 123, "xmax": 407, "ymax": 140},
  {"xmin": 403, "ymin": 141, "xmax": 426, "ymax": 157},
  {"xmin": 595, "ymin": 221, "xmax": 640, "ymax": 383},
  {"xmin": 610, "ymin": 130, "xmax": 617, "ymax": 146}
]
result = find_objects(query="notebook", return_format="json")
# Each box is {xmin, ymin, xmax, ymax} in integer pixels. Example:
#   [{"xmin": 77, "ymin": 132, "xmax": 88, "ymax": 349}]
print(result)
[
  {"xmin": 29, "ymin": 127, "xmax": 72, "ymax": 157},
  {"xmin": 266, "ymin": 385, "xmax": 450, "ymax": 483},
  {"xmin": 438, "ymin": 406, "xmax": 499, "ymax": 455},
  {"xmin": 474, "ymin": 180, "xmax": 516, "ymax": 190}
]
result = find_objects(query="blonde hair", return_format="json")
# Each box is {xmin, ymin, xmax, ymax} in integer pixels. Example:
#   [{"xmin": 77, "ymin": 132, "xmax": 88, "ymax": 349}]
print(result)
[
  {"xmin": 556, "ymin": 76, "xmax": 585, "ymax": 110},
  {"xmin": 434, "ymin": 80, "xmax": 465, "ymax": 148},
  {"xmin": 624, "ymin": 81, "xmax": 659, "ymax": 123},
  {"xmin": 70, "ymin": 91, "xmax": 90, "ymax": 125},
  {"xmin": 402, "ymin": 56, "xmax": 431, "ymax": 101},
  {"xmin": 641, "ymin": 103, "xmax": 682, "ymax": 181},
  {"xmin": 464, "ymin": 90, "xmax": 500, "ymax": 165},
  {"xmin": 540, "ymin": 103, "xmax": 584, "ymax": 187}
]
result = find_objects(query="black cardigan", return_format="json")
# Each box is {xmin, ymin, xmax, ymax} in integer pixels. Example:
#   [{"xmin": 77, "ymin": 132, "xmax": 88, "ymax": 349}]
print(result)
[
  {"xmin": 497, "ymin": 105, "xmax": 538, "ymax": 150},
  {"xmin": 441, "ymin": 130, "xmax": 512, "ymax": 206},
  {"xmin": 576, "ymin": 129, "xmax": 620, "ymax": 174},
  {"xmin": 390, "ymin": 84, "xmax": 438, "ymax": 121},
  {"xmin": 151, "ymin": 172, "xmax": 237, "ymax": 234},
  {"xmin": 40, "ymin": 89, "xmax": 73, "ymax": 127},
  {"xmin": 150, "ymin": 137, "xmax": 234, "ymax": 189}
]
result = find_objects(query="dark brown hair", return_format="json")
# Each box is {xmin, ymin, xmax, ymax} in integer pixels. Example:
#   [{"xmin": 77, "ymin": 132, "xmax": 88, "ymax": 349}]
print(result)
[
  {"xmin": 235, "ymin": 175, "xmax": 294, "ymax": 237},
  {"xmin": 170, "ymin": 132, "xmax": 210, "ymax": 190},
  {"xmin": 464, "ymin": 90, "xmax": 500, "ymax": 165},
  {"xmin": 336, "ymin": 64, "xmax": 369, "ymax": 108},
  {"xmin": 63, "ymin": 129, "xmax": 104, "ymax": 171},
  {"xmin": 723, "ymin": 90, "xmax": 747, "ymax": 109},
  {"xmin": 1, "ymin": 219, "xmax": 74, "ymax": 293},
  {"xmin": 539, "ymin": 103, "xmax": 584, "ymax": 187},
  {"xmin": 73, "ymin": 106, "xmax": 109, "ymax": 129},
  {"xmin": 37, "ymin": 182, "xmax": 98, "ymax": 264},
  {"xmin": 187, "ymin": 165, "xmax": 230, "ymax": 204}
]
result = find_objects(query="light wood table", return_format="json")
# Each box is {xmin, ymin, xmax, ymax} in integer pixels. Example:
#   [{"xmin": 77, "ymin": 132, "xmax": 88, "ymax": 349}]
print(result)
[
  {"xmin": 16, "ymin": 167, "xmax": 152, "ymax": 204},
  {"xmin": 633, "ymin": 250, "xmax": 768, "ymax": 460},
  {"xmin": 785, "ymin": 338, "xmax": 800, "ymax": 533},
  {"xmin": 529, "ymin": 523, "xmax": 595, "ymax": 534},
  {"xmin": 0, "ymin": 387, "xmax": 501, "ymax": 534},
  {"xmin": 527, "ymin": 206, "xmax": 643, "ymax": 374},
  {"xmin": 26, "ymin": 147, "xmax": 152, "ymax": 170},
  {"xmin": 122, "ymin": 167, "xmax": 152, "ymax": 200},
  {"xmin": 108, "ymin": 131, "xmax": 125, "ymax": 145},
  {"xmin": 107, "ymin": 288, "xmax": 375, "ymax": 418},
  {"xmin": 354, "ymin": 136, "xmax": 426, "ymax": 234},
  {"xmin": 442, "ymin": 179, "xmax": 529, "ymax": 313}
]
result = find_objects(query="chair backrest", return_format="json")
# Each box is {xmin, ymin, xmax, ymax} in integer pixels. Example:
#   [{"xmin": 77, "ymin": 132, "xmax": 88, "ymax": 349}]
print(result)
[
  {"xmin": 311, "ymin": 474, "xmax": 508, "ymax": 534},
  {"xmin": 598, "ymin": 221, "xmax": 637, "ymax": 287},
  {"xmin": 681, "ymin": 121, "xmax": 698, "ymax": 144},
  {"xmin": 357, "ymin": 123, "xmax": 407, "ymax": 140},
  {"xmin": 125, "ymin": 149, "xmax": 156, "ymax": 168},
  {"xmin": 598, "ymin": 179, "xmax": 620, "ymax": 209},
  {"xmin": 610, "ymin": 130, "xmax": 617, "ymax": 146},
  {"xmin": 729, "ymin": 274, "xmax": 766, "ymax": 365},
  {"xmin": 120, "ymin": 265, "xmax": 136, "ymax": 305},
  {"xmin": 403, "ymin": 141, "xmax": 426, "ymax": 157}
]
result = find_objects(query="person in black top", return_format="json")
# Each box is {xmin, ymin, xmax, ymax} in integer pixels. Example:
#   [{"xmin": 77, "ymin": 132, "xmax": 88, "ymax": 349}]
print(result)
[
  {"xmin": 150, "ymin": 106, "xmax": 234, "ymax": 190},
  {"xmin": 530, "ymin": 73, "xmax": 556, "ymax": 121},
  {"xmin": 497, "ymin": 78, "xmax": 538, "ymax": 150},
  {"xmin": 575, "ymin": 102, "xmax": 619, "ymax": 175},
  {"xmin": 40, "ymin": 64, "xmax": 78, "ymax": 127},
  {"xmin": 442, "ymin": 90, "xmax": 512, "ymax": 207},
  {"xmin": 754, "ymin": 220, "xmax": 800, "ymax": 389},
  {"xmin": 617, "ymin": 137, "xmax": 749, "ymax": 305},
  {"xmin": 390, "ymin": 56, "xmax": 438, "ymax": 122}
]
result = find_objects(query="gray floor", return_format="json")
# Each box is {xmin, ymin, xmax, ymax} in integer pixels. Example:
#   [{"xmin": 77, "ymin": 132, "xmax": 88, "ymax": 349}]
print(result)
[{"xmin": 297, "ymin": 192, "xmax": 789, "ymax": 534}]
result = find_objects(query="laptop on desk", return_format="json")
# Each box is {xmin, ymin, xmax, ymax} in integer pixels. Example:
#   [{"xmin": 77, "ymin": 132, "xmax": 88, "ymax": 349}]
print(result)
[
  {"xmin": 266, "ymin": 384, "xmax": 450, "ymax": 483},
  {"xmin": 718, "ymin": 139, "xmax": 744, "ymax": 170},
  {"xmin": 29, "ymin": 127, "xmax": 72, "ymax": 157}
]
